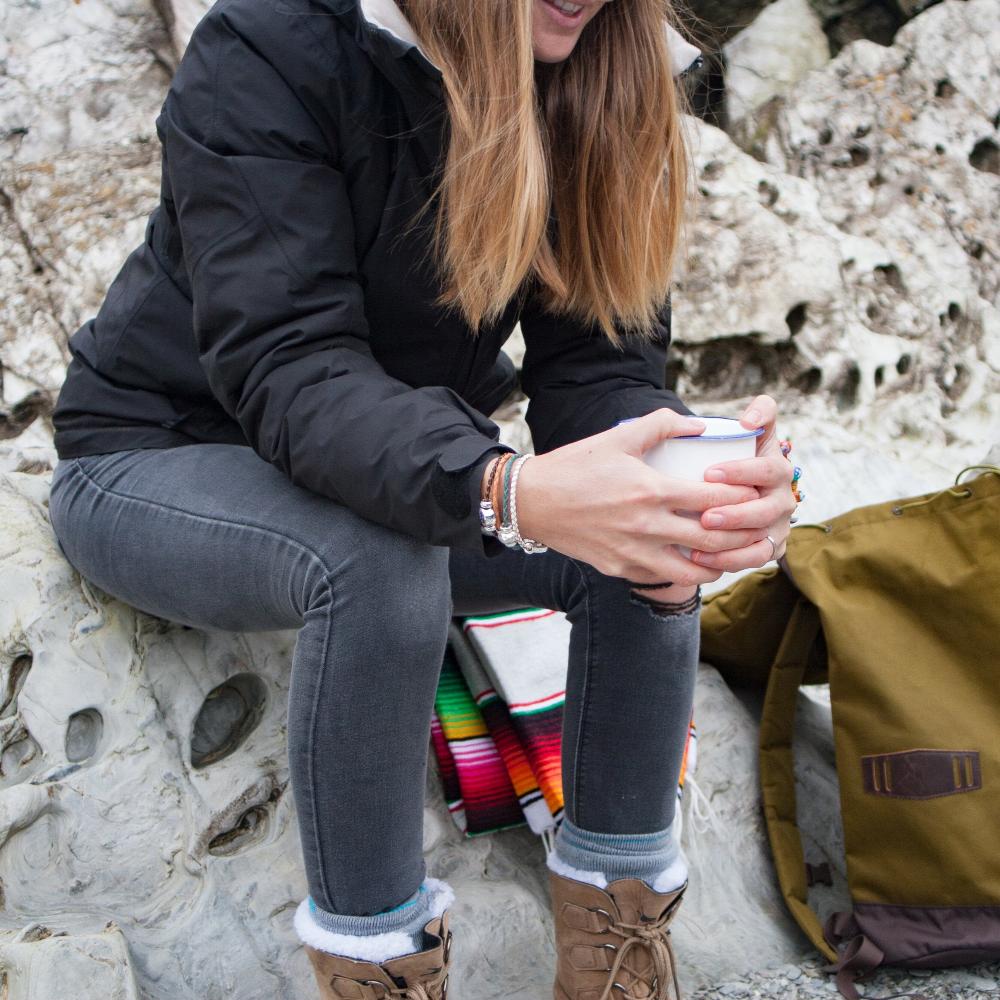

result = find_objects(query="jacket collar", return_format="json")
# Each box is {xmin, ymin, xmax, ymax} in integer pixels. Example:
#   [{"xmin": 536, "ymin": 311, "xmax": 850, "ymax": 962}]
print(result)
[
  {"xmin": 357, "ymin": 0, "xmax": 704, "ymax": 80},
  {"xmin": 357, "ymin": 0, "xmax": 444, "ymax": 81}
]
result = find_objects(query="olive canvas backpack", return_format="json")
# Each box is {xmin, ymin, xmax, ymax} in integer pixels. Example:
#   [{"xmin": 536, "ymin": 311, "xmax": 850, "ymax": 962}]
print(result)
[{"xmin": 700, "ymin": 467, "xmax": 1000, "ymax": 998}]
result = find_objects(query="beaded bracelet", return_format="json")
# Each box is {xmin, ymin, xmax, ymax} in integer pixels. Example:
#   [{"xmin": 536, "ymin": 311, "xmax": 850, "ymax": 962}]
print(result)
[{"xmin": 779, "ymin": 437, "xmax": 805, "ymax": 523}]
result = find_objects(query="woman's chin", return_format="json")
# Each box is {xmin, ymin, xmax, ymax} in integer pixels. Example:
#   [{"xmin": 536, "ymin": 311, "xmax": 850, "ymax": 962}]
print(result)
[{"xmin": 532, "ymin": 31, "xmax": 580, "ymax": 63}]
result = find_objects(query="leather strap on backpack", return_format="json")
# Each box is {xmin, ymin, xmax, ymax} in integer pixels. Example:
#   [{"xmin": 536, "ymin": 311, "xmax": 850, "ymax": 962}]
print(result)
[{"xmin": 758, "ymin": 597, "xmax": 837, "ymax": 962}]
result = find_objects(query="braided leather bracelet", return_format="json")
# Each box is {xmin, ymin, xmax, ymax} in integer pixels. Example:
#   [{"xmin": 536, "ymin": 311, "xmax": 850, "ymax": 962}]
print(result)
[
  {"xmin": 497, "ymin": 453, "xmax": 520, "ymax": 548},
  {"xmin": 479, "ymin": 452, "xmax": 513, "ymax": 536},
  {"xmin": 484, "ymin": 453, "xmax": 503, "ymax": 498},
  {"xmin": 491, "ymin": 454, "xmax": 511, "ymax": 515},
  {"xmin": 509, "ymin": 454, "xmax": 547, "ymax": 553}
]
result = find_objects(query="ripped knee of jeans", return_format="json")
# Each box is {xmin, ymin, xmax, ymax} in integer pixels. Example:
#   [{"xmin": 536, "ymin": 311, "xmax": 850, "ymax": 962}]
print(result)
[{"xmin": 628, "ymin": 585, "xmax": 702, "ymax": 619}]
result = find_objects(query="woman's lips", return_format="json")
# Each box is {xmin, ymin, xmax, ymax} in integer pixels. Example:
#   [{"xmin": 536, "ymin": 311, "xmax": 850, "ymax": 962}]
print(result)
[{"xmin": 539, "ymin": 0, "xmax": 586, "ymax": 29}]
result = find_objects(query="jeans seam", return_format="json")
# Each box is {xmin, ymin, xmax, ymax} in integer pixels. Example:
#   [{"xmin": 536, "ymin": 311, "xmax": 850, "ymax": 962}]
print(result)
[
  {"xmin": 70, "ymin": 456, "xmax": 339, "ymax": 906},
  {"xmin": 306, "ymin": 575, "xmax": 337, "ymax": 909},
  {"xmin": 572, "ymin": 567, "xmax": 595, "ymax": 829}
]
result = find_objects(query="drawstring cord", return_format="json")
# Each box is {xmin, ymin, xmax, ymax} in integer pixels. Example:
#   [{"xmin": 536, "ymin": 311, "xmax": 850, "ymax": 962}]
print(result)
[{"xmin": 792, "ymin": 465, "xmax": 1000, "ymax": 533}]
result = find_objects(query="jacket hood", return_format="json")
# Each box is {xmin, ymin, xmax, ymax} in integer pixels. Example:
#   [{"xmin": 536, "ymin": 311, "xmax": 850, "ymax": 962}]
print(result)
[{"xmin": 358, "ymin": 0, "xmax": 704, "ymax": 77}]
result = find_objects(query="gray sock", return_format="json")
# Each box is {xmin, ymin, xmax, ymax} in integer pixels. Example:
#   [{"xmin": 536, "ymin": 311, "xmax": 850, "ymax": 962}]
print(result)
[
  {"xmin": 310, "ymin": 880, "xmax": 434, "ymax": 950},
  {"xmin": 295, "ymin": 877, "xmax": 456, "ymax": 964},
  {"xmin": 553, "ymin": 814, "xmax": 680, "ymax": 885}
]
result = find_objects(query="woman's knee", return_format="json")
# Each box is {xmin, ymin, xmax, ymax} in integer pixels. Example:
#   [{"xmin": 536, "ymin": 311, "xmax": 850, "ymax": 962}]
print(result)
[{"xmin": 306, "ymin": 516, "xmax": 453, "ymax": 636}]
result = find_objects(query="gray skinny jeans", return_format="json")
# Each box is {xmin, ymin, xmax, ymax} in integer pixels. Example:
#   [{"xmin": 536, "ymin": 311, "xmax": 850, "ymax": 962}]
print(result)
[{"xmin": 47, "ymin": 444, "xmax": 700, "ymax": 916}]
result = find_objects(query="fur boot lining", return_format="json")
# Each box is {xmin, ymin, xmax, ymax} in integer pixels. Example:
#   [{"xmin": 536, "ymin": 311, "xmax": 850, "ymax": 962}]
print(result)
[
  {"xmin": 294, "ymin": 877, "xmax": 455, "ymax": 964},
  {"xmin": 546, "ymin": 848, "xmax": 688, "ymax": 894}
]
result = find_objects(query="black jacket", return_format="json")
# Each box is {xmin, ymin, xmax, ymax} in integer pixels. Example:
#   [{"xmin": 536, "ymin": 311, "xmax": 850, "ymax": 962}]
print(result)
[{"xmin": 51, "ymin": 0, "xmax": 699, "ymax": 556}]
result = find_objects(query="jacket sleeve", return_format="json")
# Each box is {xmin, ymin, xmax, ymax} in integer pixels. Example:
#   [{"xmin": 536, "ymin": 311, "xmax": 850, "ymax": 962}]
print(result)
[
  {"xmin": 157, "ymin": 8, "xmax": 513, "ymax": 553},
  {"xmin": 518, "ymin": 288, "xmax": 693, "ymax": 455}
]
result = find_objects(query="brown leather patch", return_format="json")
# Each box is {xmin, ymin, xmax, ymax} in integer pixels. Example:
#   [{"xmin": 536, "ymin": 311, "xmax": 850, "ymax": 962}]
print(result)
[{"xmin": 861, "ymin": 749, "xmax": 981, "ymax": 799}]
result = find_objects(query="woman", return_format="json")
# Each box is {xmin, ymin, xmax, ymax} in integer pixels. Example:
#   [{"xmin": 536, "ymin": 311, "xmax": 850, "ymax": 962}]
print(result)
[{"xmin": 47, "ymin": 0, "xmax": 796, "ymax": 996}]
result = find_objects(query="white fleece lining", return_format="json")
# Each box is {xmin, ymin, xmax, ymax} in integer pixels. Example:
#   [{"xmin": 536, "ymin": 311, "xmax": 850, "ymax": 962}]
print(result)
[
  {"xmin": 294, "ymin": 877, "xmax": 455, "ymax": 964},
  {"xmin": 359, "ymin": 0, "xmax": 703, "ymax": 78},
  {"xmin": 546, "ymin": 848, "xmax": 688, "ymax": 894},
  {"xmin": 359, "ymin": 0, "xmax": 444, "ymax": 70}
]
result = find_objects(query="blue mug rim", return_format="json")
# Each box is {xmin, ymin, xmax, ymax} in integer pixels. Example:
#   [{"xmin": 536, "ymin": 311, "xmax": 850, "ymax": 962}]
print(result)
[{"xmin": 615, "ymin": 414, "xmax": 765, "ymax": 441}]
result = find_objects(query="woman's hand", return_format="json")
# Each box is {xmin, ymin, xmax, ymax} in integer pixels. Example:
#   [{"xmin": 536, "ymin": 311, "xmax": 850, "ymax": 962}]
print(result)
[
  {"xmin": 513, "ymin": 408, "xmax": 767, "ymax": 590},
  {"xmin": 687, "ymin": 394, "xmax": 797, "ymax": 572}
]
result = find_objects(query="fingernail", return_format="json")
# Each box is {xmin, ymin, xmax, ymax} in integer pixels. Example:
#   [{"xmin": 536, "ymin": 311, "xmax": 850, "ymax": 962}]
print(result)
[
  {"xmin": 704, "ymin": 468, "xmax": 726, "ymax": 482},
  {"xmin": 704, "ymin": 513, "xmax": 724, "ymax": 527},
  {"xmin": 742, "ymin": 408, "xmax": 761, "ymax": 425}
]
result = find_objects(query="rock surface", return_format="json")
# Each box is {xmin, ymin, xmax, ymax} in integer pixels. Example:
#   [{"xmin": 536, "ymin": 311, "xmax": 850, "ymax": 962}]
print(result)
[
  {"xmin": 0, "ymin": 921, "xmax": 141, "ymax": 999},
  {"xmin": 0, "ymin": 0, "xmax": 171, "ymax": 166},
  {"xmin": 672, "ymin": 0, "xmax": 1000, "ymax": 479},
  {"xmin": 724, "ymin": 0, "xmax": 830, "ymax": 127}
]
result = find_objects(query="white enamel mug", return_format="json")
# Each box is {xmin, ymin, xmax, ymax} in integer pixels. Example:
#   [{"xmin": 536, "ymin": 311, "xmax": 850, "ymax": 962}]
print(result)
[{"xmin": 616, "ymin": 415, "xmax": 764, "ymax": 559}]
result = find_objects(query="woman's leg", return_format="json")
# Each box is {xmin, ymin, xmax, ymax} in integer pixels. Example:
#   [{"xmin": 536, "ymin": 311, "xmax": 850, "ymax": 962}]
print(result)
[
  {"xmin": 48, "ymin": 444, "xmax": 453, "ymax": 923},
  {"xmin": 449, "ymin": 543, "xmax": 700, "ymax": 883}
]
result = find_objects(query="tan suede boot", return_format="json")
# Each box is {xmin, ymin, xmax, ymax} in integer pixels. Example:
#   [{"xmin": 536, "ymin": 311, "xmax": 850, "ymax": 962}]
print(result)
[
  {"xmin": 549, "ymin": 869, "xmax": 686, "ymax": 1000},
  {"xmin": 304, "ymin": 910, "xmax": 453, "ymax": 1000}
]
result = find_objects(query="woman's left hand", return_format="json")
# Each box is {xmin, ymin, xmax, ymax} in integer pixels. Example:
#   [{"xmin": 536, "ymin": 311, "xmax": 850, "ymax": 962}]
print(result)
[{"xmin": 687, "ymin": 394, "xmax": 797, "ymax": 571}]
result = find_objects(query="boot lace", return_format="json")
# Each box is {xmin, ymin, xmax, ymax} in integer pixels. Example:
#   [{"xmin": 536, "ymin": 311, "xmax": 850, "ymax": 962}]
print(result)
[
  {"xmin": 355, "ymin": 930, "xmax": 452, "ymax": 1000},
  {"xmin": 356, "ymin": 967, "xmax": 449, "ymax": 1000},
  {"xmin": 590, "ymin": 905, "xmax": 682, "ymax": 1000}
]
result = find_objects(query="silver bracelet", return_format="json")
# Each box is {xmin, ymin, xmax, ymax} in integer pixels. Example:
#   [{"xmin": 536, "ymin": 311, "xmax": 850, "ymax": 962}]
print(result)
[
  {"xmin": 509, "ymin": 454, "xmax": 548, "ymax": 554},
  {"xmin": 478, "ymin": 453, "xmax": 506, "ymax": 536},
  {"xmin": 479, "ymin": 497, "xmax": 497, "ymax": 535}
]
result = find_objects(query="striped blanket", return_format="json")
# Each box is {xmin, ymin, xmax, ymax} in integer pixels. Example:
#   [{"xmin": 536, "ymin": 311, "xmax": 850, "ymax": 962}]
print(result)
[{"xmin": 430, "ymin": 607, "xmax": 697, "ymax": 843}]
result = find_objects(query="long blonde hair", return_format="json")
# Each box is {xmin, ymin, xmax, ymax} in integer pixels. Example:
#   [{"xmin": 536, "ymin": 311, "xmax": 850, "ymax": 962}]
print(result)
[{"xmin": 397, "ymin": 0, "xmax": 692, "ymax": 347}]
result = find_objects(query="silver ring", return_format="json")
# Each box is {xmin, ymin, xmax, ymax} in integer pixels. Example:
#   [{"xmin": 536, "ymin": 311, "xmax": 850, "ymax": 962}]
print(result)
[{"xmin": 766, "ymin": 535, "xmax": 778, "ymax": 561}]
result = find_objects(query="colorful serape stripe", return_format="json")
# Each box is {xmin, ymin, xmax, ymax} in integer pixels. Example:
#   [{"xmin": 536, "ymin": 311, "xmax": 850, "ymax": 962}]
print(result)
[
  {"xmin": 432, "ymin": 646, "xmax": 524, "ymax": 835},
  {"xmin": 449, "ymin": 622, "xmax": 557, "ymax": 833},
  {"xmin": 431, "ymin": 608, "xmax": 697, "ymax": 841}
]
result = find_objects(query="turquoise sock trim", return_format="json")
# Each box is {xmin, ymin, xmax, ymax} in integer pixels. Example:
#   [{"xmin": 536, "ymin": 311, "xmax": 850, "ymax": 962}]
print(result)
[
  {"xmin": 308, "ymin": 880, "xmax": 433, "ymax": 938},
  {"xmin": 554, "ymin": 815, "xmax": 679, "ymax": 883},
  {"xmin": 378, "ymin": 883, "xmax": 425, "ymax": 914}
]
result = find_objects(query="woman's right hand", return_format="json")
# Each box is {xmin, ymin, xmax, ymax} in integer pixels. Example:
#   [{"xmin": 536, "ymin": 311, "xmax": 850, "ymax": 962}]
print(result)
[{"xmin": 512, "ymin": 408, "xmax": 766, "ymax": 588}]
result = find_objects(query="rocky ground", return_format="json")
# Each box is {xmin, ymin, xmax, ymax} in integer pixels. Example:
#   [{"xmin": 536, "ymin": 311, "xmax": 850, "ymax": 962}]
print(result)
[
  {"xmin": 0, "ymin": 0, "xmax": 997, "ymax": 996},
  {"xmin": 693, "ymin": 962, "xmax": 1000, "ymax": 1000}
]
